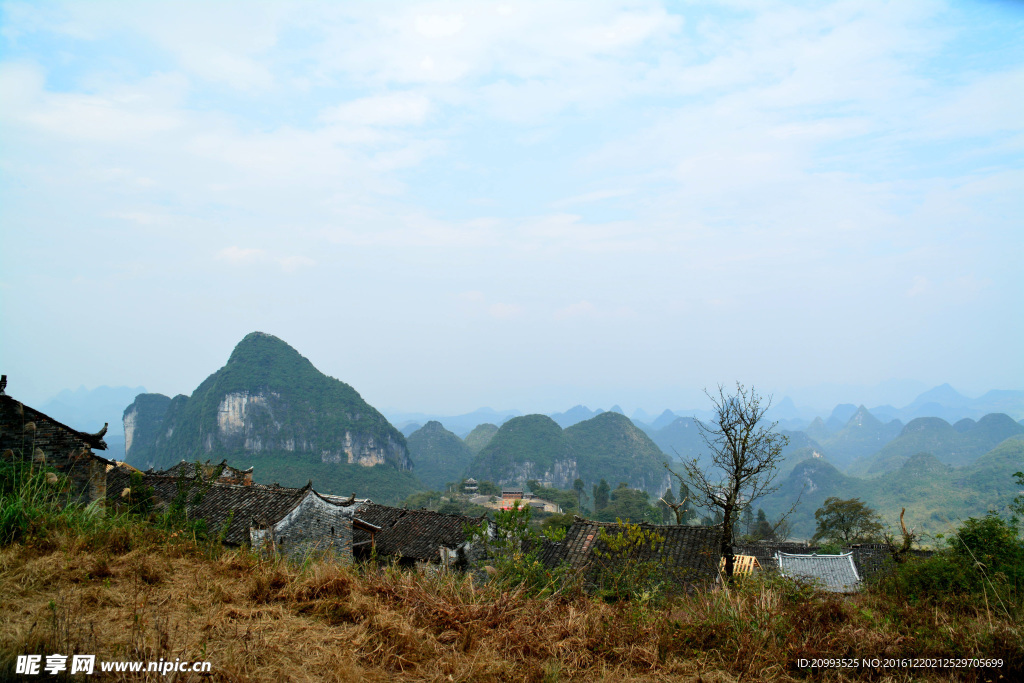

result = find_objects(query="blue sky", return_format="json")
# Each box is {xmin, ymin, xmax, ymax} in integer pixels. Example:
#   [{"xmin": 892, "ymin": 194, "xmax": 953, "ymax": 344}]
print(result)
[{"xmin": 1, "ymin": 0, "xmax": 1022, "ymax": 415}]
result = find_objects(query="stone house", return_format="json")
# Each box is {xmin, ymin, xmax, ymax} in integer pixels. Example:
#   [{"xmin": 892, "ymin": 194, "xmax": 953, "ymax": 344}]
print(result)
[
  {"xmin": 0, "ymin": 375, "xmax": 113, "ymax": 506},
  {"xmin": 250, "ymin": 489, "xmax": 375, "ymax": 560},
  {"xmin": 106, "ymin": 467, "xmax": 371, "ymax": 561},
  {"xmin": 541, "ymin": 517, "xmax": 723, "ymax": 591},
  {"xmin": 352, "ymin": 503, "xmax": 485, "ymax": 568}
]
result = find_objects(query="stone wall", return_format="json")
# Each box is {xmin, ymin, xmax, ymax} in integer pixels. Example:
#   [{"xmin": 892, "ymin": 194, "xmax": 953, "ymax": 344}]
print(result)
[{"xmin": 251, "ymin": 491, "xmax": 355, "ymax": 561}]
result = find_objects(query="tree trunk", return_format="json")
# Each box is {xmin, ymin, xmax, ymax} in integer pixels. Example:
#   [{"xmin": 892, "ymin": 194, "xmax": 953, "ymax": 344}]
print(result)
[{"xmin": 721, "ymin": 505, "xmax": 735, "ymax": 582}]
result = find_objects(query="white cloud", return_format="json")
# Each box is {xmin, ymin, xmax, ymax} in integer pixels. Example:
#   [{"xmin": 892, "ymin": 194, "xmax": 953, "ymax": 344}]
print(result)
[
  {"xmin": 217, "ymin": 246, "xmax": 266, "ymax": 264},
  {"xmin": 415, "ymin": 13, "xmax": 466, "ymax": 39},
  {"xmin": 216, "ymin": 247, "xmax": 314, "ymax": 272},
  {"xmin": 554, "ymin": 300, "xmax": 597, "ymax": 320},
  {"xmin": 320, "ymin": 92, "xmax": 432, "ymax": 127},
  {"xmin": 554, "ymin": 300, "xmax": 637, "ymax": 321},
  {"xmin": 0, "ymin": 63, "xmax": 184, "ymax": 142},
  {"xmin": 488, "ymin": 302, "xmax": 524, "ymax": 319},
  {"xmin": 3, "ymin": 0, "xmax": 1022, "ymax": 407}
]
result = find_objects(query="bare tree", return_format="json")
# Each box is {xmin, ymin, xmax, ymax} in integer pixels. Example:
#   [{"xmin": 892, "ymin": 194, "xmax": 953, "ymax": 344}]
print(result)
[{"xmin": 670, "ymin": 383, "xmax": 789, "ymax": 581}]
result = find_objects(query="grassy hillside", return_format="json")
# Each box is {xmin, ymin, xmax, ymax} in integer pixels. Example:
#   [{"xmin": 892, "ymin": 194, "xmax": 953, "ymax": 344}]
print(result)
[
  {"xmin": 3, "ymin": 467, "xmax": 1020, "ymax": 683},
  {"xmin": 406, "ymin": 421, "xmax": 475, "ymax": 490}
]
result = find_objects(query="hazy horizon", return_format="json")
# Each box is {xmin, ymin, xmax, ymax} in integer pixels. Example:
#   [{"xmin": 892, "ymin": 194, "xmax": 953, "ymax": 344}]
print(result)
[
  {"xmin": 3, "ymin": 1, "xmax": 1022, "ymax": 416},
  {"xmin": 13, "ymin": 368, "xmax": 1022, "ymax": 424}
]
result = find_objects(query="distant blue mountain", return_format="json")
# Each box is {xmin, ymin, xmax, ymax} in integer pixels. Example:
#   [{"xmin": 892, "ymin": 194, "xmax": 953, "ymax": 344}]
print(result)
[
  {"xmin": 40, "ymin": 385, "xmax": 147, "ymax": 436},
  {"xmin": 868, "ymin": 384, "xmax": 1024, "ymax": 423},
  {"xmin": 383, "ymin": 408, "xmax": 521, "ymax": 438},
  {"xmin": 548, "ymin": 405, "xmax": 604, "ymax": 428},
  {"xmin": 650, "ymin": 409, "xmax": 679, "ymax": 430}
]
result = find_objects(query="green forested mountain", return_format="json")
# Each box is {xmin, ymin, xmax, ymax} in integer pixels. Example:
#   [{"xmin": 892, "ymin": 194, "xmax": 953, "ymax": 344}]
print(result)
[
  {"xmin": 122, "ymin": 332, "xmax": 417, "ymax": 503},
  {"xmin": 564, "ymin": 412, "xmax": 672, "ymax": 497},
  {"xmin": 465, "ymin": 412, "xmax": 672, "ymax": 496},
  {"xmin": 758, "ymin": 436, "xmax": 1024, "ymax": 540},
  {"xmin": 406, "ymin": 421, "xmax": 474, "ymax": 490},
  {"xmin": 464, "ymin": 423, "xmax": 499, "ymax": 454},
  {"xmin": 816, "ymin": 405, "xmax": 902, "ymax": 470},
  {"xmin": 776, "ymin": 430, "xmax": 830, "ymax": 476},
  {"xmin": 467, "ymin": 414, "xmax": 577, "ymax": 488},
  {"xmin": 848, "ymin": 413, "xmax": 1024, "ymax": 477},
  {"xmin": 804, "ymin": 416, "xmax": 832, "ymax": 442},
  {"xmin": 643, "ymin": 417, "xmax": 707, "ymax": 464}
]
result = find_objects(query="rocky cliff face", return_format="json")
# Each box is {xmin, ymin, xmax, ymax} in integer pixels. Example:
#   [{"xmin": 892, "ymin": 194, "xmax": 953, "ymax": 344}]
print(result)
[
  {"xmin": 122, "ymin": 393, "xmax": 173, "ymax": 469},
  {"xmin": 123, "ymin": 332, "xmax": 410, "ymax": 472},
  {"xmin": 503, "ymin": 457, "xmax": 580, "ymax": 490}
]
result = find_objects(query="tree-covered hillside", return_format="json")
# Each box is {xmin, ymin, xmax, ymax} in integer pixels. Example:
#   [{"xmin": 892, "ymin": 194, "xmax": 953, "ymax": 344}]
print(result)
[
  {"xmin": 123, "ymin": 332, "xmax": 409, "ymax": 479},
  {"xmin": 406, "ymin": 421, "xmax": 475, "ymax": 490},
  {"xmin": 848, "ymin": 413, "xmax": 1023, "ymax": 476},
  {"xmin": 467, "ymin": 414, "xmax": 576, "ymax": 487},
  {"xmin": 759, "ymin": 436, "xmax": 1024, "ymax": 540},
  {"xmin": 565, "ymin": 412, "xmax": 672, "ymax": 497},
  {"xmin": 465, "ymin": 412, "xmax": 673, "ymax": 496},
  {"xmin": 643, "ymin": 417, "xmax": 706, "ymax": 464},
  {"xmin": 464, "ymin": 423, "xmax": 499, "ymax": 454},
  {"xmin": 815, "ymin": 406, "xmax": 903, "ymax": 470}
]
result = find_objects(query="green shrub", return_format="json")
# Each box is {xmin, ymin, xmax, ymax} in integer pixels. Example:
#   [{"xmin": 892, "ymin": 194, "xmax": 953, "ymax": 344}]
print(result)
[
  {"xmin": 876, "ymin": 553, "xmax": 981, "ymax": 601},
  {"xmin": 592, "ymin": 520, "xmax": 667, "ymax": 603},
  {"xmin": 877, "ymin": 512, "xmax": 1023, "ymax": 609},
  {"xmin": 948, "ymin": 512, "xmax": 1024, "ymax": 585},
  {"xmin": 467, "ymin": 501, "xmax": 576, "ymax": 598}
]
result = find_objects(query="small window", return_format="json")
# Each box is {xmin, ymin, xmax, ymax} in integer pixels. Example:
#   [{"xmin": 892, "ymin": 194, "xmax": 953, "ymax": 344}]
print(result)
[{"xmin": 330, "ymin": 526, "xmax": 335, "ymax": 536}]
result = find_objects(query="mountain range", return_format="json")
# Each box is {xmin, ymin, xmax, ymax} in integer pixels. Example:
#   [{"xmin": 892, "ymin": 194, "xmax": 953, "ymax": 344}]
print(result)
[
  {"xmin": 30, "ymin": 335, "xmax": 1024, "ymax": 533},
  {"xmin": 759, "ymin": 435, "xmax": 1024, "ymax": 539}
]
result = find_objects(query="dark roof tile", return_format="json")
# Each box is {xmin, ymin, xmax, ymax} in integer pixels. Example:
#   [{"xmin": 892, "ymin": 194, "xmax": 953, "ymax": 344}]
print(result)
[{"xmin": 542, "ymin": 517, "xmax": 723, "ymax": 589}]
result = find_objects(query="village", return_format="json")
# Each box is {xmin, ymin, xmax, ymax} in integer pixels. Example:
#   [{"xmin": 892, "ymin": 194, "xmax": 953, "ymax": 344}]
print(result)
[{"xmin": 1, "ymin": 377, "xmax": 917, "ymax": 594}]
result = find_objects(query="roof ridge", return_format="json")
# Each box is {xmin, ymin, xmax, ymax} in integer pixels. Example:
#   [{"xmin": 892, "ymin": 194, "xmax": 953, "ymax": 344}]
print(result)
[{"xmin": 0, "ymin": 394, "xmax": 110, "ymax": 451}]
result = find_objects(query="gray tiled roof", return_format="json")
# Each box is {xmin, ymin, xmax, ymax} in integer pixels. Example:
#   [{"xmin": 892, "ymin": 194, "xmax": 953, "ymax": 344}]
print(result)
[
  {"xmin": 107, "ymin": 469, "xmax": 311, "ymax": 545},
  {"xmin": 776, "ymin": 551, "xmax": 861, "ymax": 593},
  {"xmin": 541, "ymin": 517, "xmax": 722, "ymax": 589},
  {"xmin": 734, "ymin": 541, "xmax": 820, "ymax": 570},
  {"xmin": 353, "ymin": 503, "xmax": 484, "ymax": 563}
]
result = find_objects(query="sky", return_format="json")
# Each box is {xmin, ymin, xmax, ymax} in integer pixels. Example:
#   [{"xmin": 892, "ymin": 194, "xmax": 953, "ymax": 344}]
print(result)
[{"xmin": 1, "ymin": 0, "xmax": 1022, "ymax": 416}]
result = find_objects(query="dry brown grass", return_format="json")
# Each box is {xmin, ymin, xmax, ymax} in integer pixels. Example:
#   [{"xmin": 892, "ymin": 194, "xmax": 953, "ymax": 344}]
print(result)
[{"xmin": 0, "ymin": 528, "xmax": 1020, "ymax": 682}]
